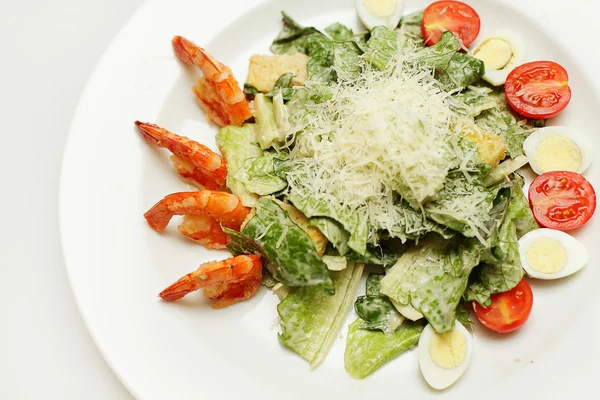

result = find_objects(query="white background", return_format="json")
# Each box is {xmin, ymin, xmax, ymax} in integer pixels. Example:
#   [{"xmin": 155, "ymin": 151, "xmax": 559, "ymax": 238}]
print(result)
[{"xmin": 0, "ymin": 0, "xmax": 597, "ymax": 399}]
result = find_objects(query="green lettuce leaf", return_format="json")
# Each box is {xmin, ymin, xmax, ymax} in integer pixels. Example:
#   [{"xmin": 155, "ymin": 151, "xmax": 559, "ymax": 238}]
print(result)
[
  {"xmin": 366, "ymin": 273, "xmax": 384, "ymax": 296},
  {"xmin": 476, "ymin": 107, "xmax": 533, "ymax": 158},
  {"xmin": 322, "ymin": 255, "xmax": 347, "ymax": 271},
  {"xmin": 307, "ymin": 37, "xmax": 336, "ymax": 83},
  {"xmin": 344, "ymin": 319, "xmax": 424, "ymax": 379},
  {"xmin": 354, "ymin": 296, "xmax": 403, "ymax": 334},
  {"xmin": 288, "ymin": 190, "xmax": 369, "ymax": 255},
  {"xmin": 437, "ymin": 53, "xmax": 485, "ymax": 91},
  {"xmin": 425, "ymin": 171, "xmax": 498, "ymax": 243},
  {"xmin": 413, "ymin": 31, "xmax": 460, "ymax": 70},
  {"xmin": 455, "ymin": 302, "xmax": 474, "ymax": 326},
  {"xmin": 254, "ymin": 94, "xmax": 285, "ymax": 150},
  {"xmin": 333, "ymin": 41, "xmax": 362, "ymax": 81},
  {"xmin": 354, "ymin": 274, "xmax": 403, "ymax": 334},
  {"xmin": 325, "ymin": 22, "xmax": 355, "ymax": 41},
  {"xmin": 243, "ymin": 83, "xmax": 260, "ymax": 98},
  {"xmin": 483, "ymin": 155, "xmax": 529, "ymax": 187},
  {"xmin": 398, "ymin": 10, "xmax": 423, "ymax": 26},
  {"xmin": 465, "ymin": 184, "xmax": 537, "ymax": 306},
  {"xmin": 380, "ymin": 236, "xmax": 481, "ymax": 333},
  {"xmin": 511, "ymin": 182, "xmax": 539, "ymax": 238},
  {"xmin": 215, "ymin": 124, "xmax": 261, "ymax": 207},
  {"xmin": 235, "ymin": 152, "xmax": 288, "ymax": 195},
  {"xmin": 373, "ymin": 198, "xmax": 455, "ymax": 243},
  {"xmin": 265, "ymin": 72, "xmax": 296, "ymax": 102},
  {"xmin": 270, "ymin": 12, "xmax": 325, "ymax": 54},
  {"xmin": 278, "ymin": 261, "xmax": 365, "ymax": 368},
  {"xmin": 362, "ymin": 26, "xmax": 398, "ymax": 70},
  {"xmin": 450, "ymin": 84, "xmax": 497, "ymax": 118},
  {"xmin": 309, "ymin": 217, "xmax": 350, "ymax": 255},
  {"xmin": 227, "ymin": 198, "xmax": 334, "ymax": 293}
]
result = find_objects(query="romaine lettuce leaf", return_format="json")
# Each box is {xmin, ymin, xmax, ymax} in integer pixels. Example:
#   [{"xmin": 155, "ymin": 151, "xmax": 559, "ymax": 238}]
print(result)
[
  {"xmin": 465, "ymin": 184, "xmax": 537, "ymax": 306},
  {"xmin": 398, "ymin": 10, "xmax": 423, "ymax": 26},
  {"xmin": 354, "ymin": 274, "xmax": 403, "ymax": 334},
  {"xmin": 450, "ymin": 85, "xmax": 497, "ymax": 118},
  {"xmin": 362, "ymin": 26, "xmax": 398, "ymax": 70},
  {"xmin": 227, "ymin": 198, "xmax": 334, "ymax": 293},
  {"xmin": 243, "ymin": 83, "xmax": 260, "ymax": 98},
  {"xmin": 278, "ymin": 261, "xmax": 365, "ymax": 368},
  {"xmin": 436, "ymin": 53, "xmax": 485, "ymax": 91},
  {"xmin": 254, "ymin": 94, "xmax": 285, "ymax": 150},
  {"xmin": 325, "ymin": 22, "xmax": 355, "ymax": 41},
  {"xmin": 345, "ymin": 246, "xmax": 399, "ymax": 266},
  {"xmin": 373, "ymin": 198, "xmax": 455, "ymax": 243},
  {"xmin": 483, "ymin": 155, "xmax": 529, "ymax": 187},
  {"xmin": 266, "ymin": 73, "xmax": 295, "ymax": 102},
  {"xmin": 510, "ymin": 182, "xmax": 539, "ymax": 238},
  {"xmin": 288, "ymin": 190, "xmax": 369, "ymax": 255},
  {"xmin": 307, "ymin": 37, "xmax": 336, "ymax": 83},
  {"xmin": 380, "ymin": 236, "xmax": 481, "ymax": 333},
  {"xmin": 354, "ymin": 296, "xmax": 403, "ymax": 334},
  {"xmin": 366, "ymin": 273, "xmax": 384, "ymax": 296},
  {"xmin": 425, "ymin": 171, "xmax": 497, "ymax": 243},
  {"xmin": 215, "ymin": 124, "xmax": 261, "ymax": 207},
  {"xmin": 344, "ymin": 319, "xmax": 424, "ymax": 379},
  {"xmin": 322, "ymin": 255, "xmax": 347, "ymax": 271},
  {"xmin": 413, "ymin": 31, "xmax": 460, "ymax": 70},
  {"xmin": 235, "ymin": 152, "xmax": 288, "ymax": 195},
  {"xmin": 270, "ymin": 12, "xmax": 325, "ymax": 55},
  {"xmin": 333, "ymin": 41, "xmax": 362, "ymax": 81},
  {"xmin": 309, "ymin": 217, "xmax": 350, "ymax": 255},
  {"xmin": 476, "ymin": 107, "xmax": 533, "ymax": 158}
]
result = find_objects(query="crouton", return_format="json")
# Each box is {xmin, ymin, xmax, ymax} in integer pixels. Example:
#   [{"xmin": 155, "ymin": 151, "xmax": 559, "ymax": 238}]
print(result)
[
  {"xmin": 246, "ymin": 53, "xmax": 310, "ymax": 93},
  {"xmin": 461, "ymin": 125, "xmax": 507, "ymax": 167}
]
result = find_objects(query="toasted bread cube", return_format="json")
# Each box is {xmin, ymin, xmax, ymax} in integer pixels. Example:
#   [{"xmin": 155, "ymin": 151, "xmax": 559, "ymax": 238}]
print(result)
[
  {"xmin": 246, "ymin": 53, "xmax": 310, "ymax": 93},
  {"xmin": 461, "ymin": 125, "xmax": 507, "ymax": 167}
]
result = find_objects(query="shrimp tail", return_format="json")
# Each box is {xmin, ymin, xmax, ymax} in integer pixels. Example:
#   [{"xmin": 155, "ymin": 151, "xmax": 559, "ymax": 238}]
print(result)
[{"xmin": 159, "ymin": 274, "xmax": 198, "ymax": 301}]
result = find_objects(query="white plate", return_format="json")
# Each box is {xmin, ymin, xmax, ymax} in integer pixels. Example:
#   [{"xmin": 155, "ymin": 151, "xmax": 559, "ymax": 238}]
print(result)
[{"xmin": 60, "ymin": 0, "xmax": 600, "ymax": 398}]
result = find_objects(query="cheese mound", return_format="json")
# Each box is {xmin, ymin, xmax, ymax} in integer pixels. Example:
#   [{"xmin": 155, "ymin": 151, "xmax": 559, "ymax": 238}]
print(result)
[{"xmin": 286, "ymin": 55, "xmax": 461, "ymax": 213}]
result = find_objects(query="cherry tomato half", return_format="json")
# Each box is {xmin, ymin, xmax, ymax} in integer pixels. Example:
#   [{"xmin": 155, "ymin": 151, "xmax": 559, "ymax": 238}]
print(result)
[
  {"xmin": 473, "ymin": 279, "xmax": 533, "ymax": 333},
  {"xmin": 505, "ymin": 61, "xmax": 572, "ymax": 119},
  {"xmin": 528, "ymin": 171, "xmax": 596, "ymax": 231},
  {"xmin": 421, "ymin": 1, "xmax": 481, "ymax": 46}
]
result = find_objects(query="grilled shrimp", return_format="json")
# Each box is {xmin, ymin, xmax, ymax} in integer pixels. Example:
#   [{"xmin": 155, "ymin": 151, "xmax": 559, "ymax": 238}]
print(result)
[
  {"xmin": 159, "ymin": 255, "xmax": 262, "ymax": 308},
  {"xmin": 178, "ymin": 214, "xmax": 230, "ymax": 249},
  {"xmin": 172, "ymin": 36, "xmax": 252, "ymax": 127},
  {"xmin": 144, "ymin": 190, "xmax": 250, "ymax": 232},
  {"xmin": 135, "ymin": 121, "xmax": 226, "ymax": 188}
]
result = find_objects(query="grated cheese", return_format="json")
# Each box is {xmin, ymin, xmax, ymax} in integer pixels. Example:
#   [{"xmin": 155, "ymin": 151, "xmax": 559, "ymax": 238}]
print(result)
[{"xmin": 284, "ymin": 49, "xmax": 474, "ymax": 234}]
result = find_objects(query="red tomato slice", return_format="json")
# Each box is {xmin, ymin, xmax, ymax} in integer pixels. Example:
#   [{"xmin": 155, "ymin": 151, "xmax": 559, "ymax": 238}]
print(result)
[
  {"xmin": 528, "ymin": 171, "xmax": 596, "ymax": 231},
  {"xmin": 505, "ymin": 61, "xmax": 572, "ymax": 119},
  {"xmin": 421, "ymin": 1, "xmax": 481, "ymax": 46},
  {"xmin": 473, "ymin": 279, "xmax": 533, "ymax": 333}
]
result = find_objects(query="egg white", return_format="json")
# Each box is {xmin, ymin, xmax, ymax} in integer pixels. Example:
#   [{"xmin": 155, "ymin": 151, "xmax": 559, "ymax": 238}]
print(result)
[
  {"xmin": 518, "ymin": 228, "xmax": 588, "ymax": 280},
  {"xmin": 356, "ymin": 0, "xmax": 405, "ymax": 31},
  {"xmin": 418, "ymin": 321, "xmax": 472, "ymax": 390},
  {"xmin": 523, "ymin": 126, "xmax": 593, "ymax": 175},
  {"xmin": 470, "ymin": 29, "xmax": 526, "ymax": 86}
]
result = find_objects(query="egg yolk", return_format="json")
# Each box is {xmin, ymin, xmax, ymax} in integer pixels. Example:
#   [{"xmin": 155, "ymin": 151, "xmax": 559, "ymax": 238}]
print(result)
[
  {"xmin": 363, "ymin": 0, "xmax": 397, "ymax": 18},
  {"xmin": 535, "ymin": 136, "xmax": 582, "ymax": 173},
  {"xmin": 473, "ymin": 38, "xmax": 513, "ymax": 70},
  {"xmin": 429, "ymin": 329, "xmax": 467, "ymax": 369},
  {"xmin": 526, "ymin": 238, "xmax": 567, "ymax": 274}
]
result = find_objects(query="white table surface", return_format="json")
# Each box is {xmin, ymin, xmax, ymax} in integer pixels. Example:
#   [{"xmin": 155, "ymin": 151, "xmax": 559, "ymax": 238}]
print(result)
[{"xmin": 0, "ymin": 0, "xmax": 598, "ymax": 399}]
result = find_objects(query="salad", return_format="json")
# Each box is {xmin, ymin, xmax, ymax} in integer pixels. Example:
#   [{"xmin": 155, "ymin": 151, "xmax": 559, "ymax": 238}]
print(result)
[{"xmin": 136, "ymin": 0, "xmax": 597, "ymax": 390}]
